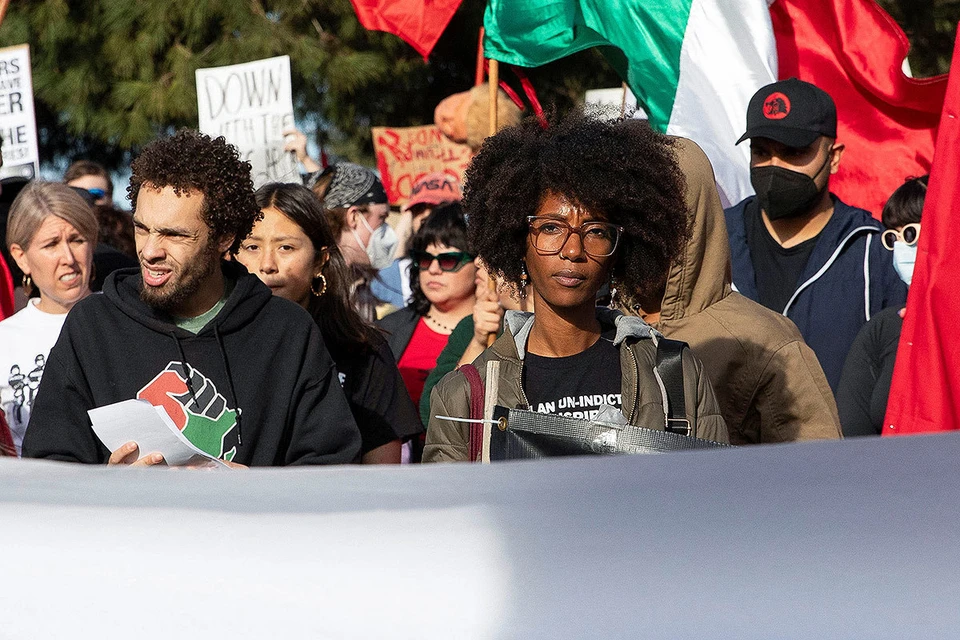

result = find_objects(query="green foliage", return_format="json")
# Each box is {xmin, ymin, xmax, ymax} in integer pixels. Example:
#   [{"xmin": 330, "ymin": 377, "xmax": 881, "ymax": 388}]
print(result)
[
  {"xmin": 0, "ymin": 0, "xmax": 953, "ymax": 173},
  {"xmin": 877, "ymin": 0, "xmax": 958, "ymax": 77}
]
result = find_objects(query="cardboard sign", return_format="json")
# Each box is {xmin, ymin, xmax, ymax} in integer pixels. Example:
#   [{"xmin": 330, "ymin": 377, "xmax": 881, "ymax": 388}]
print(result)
[
  {"xmin": 196, "ymin": 55, "xmax": 298, "ymax": 187},
  {"xmin": 0, "ymin": 45, "xmax": 39, "ymax": 181},
  {"xmin": 372, "ymin": 125, "xmax": 471, "ymax": 205}
]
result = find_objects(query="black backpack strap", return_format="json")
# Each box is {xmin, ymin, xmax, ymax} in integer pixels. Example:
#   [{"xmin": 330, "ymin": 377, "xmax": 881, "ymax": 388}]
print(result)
[{"xmin": 655, "ymin": 338, "xmax": 692, "ymax": 437}]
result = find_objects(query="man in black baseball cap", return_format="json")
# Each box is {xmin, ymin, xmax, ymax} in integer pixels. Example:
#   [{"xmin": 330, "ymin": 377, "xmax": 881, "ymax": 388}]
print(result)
[{"xmin": 723, "ymin": 77, "xmax": 906, "ymax": 393}]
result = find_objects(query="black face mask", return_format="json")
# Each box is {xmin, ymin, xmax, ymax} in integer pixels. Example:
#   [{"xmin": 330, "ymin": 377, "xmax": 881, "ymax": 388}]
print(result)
[{"xmin": 750, "ymin": 151, "xmax": 832, "ymax": 221}]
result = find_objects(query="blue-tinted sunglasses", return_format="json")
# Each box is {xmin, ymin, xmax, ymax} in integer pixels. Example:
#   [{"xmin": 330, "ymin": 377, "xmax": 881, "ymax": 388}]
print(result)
[{"xmin": 87, "ymin": 188, "xmax": 107, "ymax": 199}]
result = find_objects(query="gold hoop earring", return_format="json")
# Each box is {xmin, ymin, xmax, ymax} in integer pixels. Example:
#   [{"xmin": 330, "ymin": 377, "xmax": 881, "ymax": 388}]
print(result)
[
  {"xmin": 311, "ymin": 274, "xmax": 327, "ymax": 297},
  {"xmin": 22, "ymin": 274, "xmax": 32, "ymax": 292}
]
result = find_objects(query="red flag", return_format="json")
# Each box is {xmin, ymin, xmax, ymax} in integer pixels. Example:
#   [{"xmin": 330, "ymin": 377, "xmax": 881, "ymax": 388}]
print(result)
[
  {"xmin": 882, "ymin": 29, "xmax": 960, "ymax": 436},
  {"xmin": 350, "ymin": 0, "xmax": 463, "ymax": 60},
  {"xmin": 0, "ymin": 252, "xmax": 13, "ymax": 320},
  {"xmin": 771, "ymin": 0, "xmax": 948, "ymax": 218},
  {"xmin": 0, "ymin": 410, "xmax": 14, "ymax": 457}
]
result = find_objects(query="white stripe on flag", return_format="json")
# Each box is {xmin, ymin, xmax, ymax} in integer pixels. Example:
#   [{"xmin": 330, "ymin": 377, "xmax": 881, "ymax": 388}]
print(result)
[{"xmin": 665, "ymin": 0, "xmax": 778, "ymax": 207}]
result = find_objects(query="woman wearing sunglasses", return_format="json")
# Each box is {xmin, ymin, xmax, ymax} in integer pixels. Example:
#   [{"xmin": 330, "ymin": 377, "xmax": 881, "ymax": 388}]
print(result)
[
  {"xmin": 377, "ymin": 202, "xmax": 477, "ymax": 457},
  {"xmin": 235, "ymin": 183, "xmax": 423, "ymax": 463},
  {"xmin": 423, "ymin": 111, "xmax": 727, "ymax": 463},
  {"xmin": 837, "ymin": 175, "xmax": 927, "ymax": 437}
]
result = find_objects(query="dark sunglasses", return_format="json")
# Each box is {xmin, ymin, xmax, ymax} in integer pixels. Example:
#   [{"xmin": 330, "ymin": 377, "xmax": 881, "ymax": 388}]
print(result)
[
  {"xmin": 411, "ymin": 250, "xmax": 473, "ymax": 272},
  {"xmin": 87, "ymin": 188, "xmax": 107, "ymax": 199}
]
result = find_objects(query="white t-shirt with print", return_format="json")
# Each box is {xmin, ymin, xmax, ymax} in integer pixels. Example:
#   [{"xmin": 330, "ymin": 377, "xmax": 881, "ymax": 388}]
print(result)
[{"xmin": 0, "ymin": 299, "xmax": 69, "ymax": 456}]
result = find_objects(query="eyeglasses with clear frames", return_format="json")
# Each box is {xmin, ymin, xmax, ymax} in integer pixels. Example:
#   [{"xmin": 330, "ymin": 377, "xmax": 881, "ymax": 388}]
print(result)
[
  {"xmin": 881, "ymin": 223, "xmax": 921, "ymax": 251},
  {"xmin": 527, "ymin": 216, "xmax": 624, "ymax": 257}
]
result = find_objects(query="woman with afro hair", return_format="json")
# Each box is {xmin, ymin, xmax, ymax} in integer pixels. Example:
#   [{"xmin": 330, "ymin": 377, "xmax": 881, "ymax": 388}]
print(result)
[{"xmin": 422, "ymin": 110, "xmax": 728, "ymax": 462}]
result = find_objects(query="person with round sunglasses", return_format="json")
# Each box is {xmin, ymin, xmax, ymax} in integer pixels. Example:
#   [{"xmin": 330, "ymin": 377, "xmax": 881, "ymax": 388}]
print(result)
[
  {"xmin": 0, "ymin": 182, "xmax": 98, "ymax": 456},
  {"xmin": 235, "ymin": 183, "xmax": 423, "ymax": 463},
  {"xmin": 423, "ymin": 110, "xmax": 727, "ymax": 463},
  {"xmin": 836, "ymin": 175, "xmax": 928, "ymax": 437},
  {"xmin": 377, "ymin": 202, "xmax": 477, "ymax": 460}
]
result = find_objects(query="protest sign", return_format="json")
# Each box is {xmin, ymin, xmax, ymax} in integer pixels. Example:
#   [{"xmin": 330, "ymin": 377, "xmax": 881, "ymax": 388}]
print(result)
[
  {"xmin": 0, "ymin": 45, "xmax": 39, "ymax": 181},
  {"xmin": 372, "ymin": 125, "xmax": 471, "ymax": 205},
  {"xmin": 584, "ymin": 87, "xmax": 644, "ymax": 119},
  {"xmin": 196, "ymin": 55, "xmax": 299, "ymax": 187}
]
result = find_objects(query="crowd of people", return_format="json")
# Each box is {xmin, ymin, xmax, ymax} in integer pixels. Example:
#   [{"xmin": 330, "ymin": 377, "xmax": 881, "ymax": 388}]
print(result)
[{"xmin": 0, "ymin": 76, "xmax": 926, "ymax": 465}]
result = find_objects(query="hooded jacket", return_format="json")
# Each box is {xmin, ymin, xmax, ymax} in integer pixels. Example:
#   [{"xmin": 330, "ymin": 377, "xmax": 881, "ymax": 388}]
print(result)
[
  {"xmin": 423, "ymin": 308, "xmax": 728, "ymax": 463},
  {"xmin": 627, "ymin": 138, "xmax": 841, "ymax": 445},
  {"xmin": 21, "ymin": 263, "xmax": 361, "ymax": 465},
  {"xmin": 725, "ymin": 191, "xmax": 907, "ymax": 392}
]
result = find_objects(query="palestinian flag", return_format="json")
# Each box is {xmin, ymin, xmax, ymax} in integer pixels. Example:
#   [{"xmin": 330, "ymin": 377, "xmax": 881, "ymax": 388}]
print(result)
[
  {"xmin": 484, "ymin": 0, "xmax": 947, "ymax": 215},
  {"xmin": 483, "ymin": 0, "xmax": 777, "ymax": 208}
]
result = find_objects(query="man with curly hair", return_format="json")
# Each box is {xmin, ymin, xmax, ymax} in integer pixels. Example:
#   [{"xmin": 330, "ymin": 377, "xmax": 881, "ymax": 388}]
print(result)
[{"xmin": 23, "ymin": 130, "xmax": 361, "ymax": 467}]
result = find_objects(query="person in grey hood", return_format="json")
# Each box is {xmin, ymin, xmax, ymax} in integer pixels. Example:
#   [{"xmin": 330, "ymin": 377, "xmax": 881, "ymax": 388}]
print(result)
[
  {"xmin": 424, "ymin": 110, "xmax": 727, "ymax": 463},
  {"xmin": 22, "ymin": 130, "xmax": 360, "ymax": 466}
]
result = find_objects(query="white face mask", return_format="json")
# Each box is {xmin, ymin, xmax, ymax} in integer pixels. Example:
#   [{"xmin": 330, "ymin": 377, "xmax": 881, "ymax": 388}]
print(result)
[
  {"xmin": 893, "ymin": 241, "xmax": 916, "ymax": 287},
  {"xmin": 357, "ymin": 213, "xmax": 398, "ymax": 270}
]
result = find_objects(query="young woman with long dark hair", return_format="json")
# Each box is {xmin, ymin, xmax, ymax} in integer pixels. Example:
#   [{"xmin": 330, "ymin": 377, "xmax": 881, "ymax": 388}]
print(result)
[{"xmin": 236, "ymin": 183, "xmax": 422, "ymax": 463}]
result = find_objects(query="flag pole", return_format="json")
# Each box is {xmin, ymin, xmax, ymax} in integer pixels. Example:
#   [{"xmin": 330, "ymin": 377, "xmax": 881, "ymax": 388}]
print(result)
[
  {"xmin": 488, "ymin": 59, "xmax": 499, "ymax": 136},
  {"xmin": 620, "ymin": 81, "xmax": 628, "ymax": 119},
  {"xmin": 486, "ymin": 57, "xmax": 500, "ymax": 347},
  {"xmin": 475, "ymin": 28, "xmax": 486, "ymax": 86}
]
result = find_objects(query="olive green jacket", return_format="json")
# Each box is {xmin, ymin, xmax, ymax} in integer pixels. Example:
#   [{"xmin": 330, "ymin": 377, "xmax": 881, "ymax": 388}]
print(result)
[{"xmin": 423, "ymin": 308, "xmax": 728, "ymax": 463}]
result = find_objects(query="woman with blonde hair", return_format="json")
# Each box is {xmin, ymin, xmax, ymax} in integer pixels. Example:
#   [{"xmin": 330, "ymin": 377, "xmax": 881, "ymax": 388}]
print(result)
[{"xmin": 0, "ymin": 181, "xmax": 98, "ymax": 455}]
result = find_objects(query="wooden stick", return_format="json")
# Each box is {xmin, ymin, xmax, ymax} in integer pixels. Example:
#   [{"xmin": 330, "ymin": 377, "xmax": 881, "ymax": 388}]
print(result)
[
  {"xmin": 484, "ymin": 59, "xmax": 502, "ymax": 348},
  {"xmin": 486, "ymin": 274, "xmax": 498, "ymax": 348},
  {"xmin": 481, "ymin": 360, "xmax": 500, "ymax": 463},
  {"xmin": 621, "ymin": 81, "xmax": 628, "ymax": 119},
  {"xmin": 488, "ymin": 58, "xmax": 499, "ymax": 136},
  {"xmin": 0, "ymin": 0, "xmax": 10, "ymax": 27},
  {"xmin": 475, "ymin": 28, "xmax": 486, "ymax": 86}
]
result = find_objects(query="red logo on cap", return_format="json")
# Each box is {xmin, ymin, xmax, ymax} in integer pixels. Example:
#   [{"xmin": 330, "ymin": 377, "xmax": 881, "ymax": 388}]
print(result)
[{"xmin": 763, "ymin": 92, "xmax": 791, "ymax": 119}]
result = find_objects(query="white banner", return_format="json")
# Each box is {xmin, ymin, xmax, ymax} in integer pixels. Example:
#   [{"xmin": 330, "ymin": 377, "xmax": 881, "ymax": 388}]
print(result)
[
  {"xmin": 4, "ymin": 434, "xmax": 960, "ymax": 637},
  {"xmin": 196, "ymin": 55, "xmax": 299, "ymax": 187},
  {"xmin": 0, "ymin": 44, "xmax": 39, "ymax": 181}
]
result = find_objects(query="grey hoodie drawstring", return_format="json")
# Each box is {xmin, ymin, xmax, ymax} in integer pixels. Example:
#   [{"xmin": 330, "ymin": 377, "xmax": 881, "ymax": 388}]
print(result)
[
  {"xmin": 170, "ymin": 328, "xmax": 243, "ymax": 447},
  {"xmin": 171, "ymin": 331, "xmax": 199, "ymax": 403},
  {"xmin": 213, "ymin": 324, "xmax": 242, "ymax": 446}
]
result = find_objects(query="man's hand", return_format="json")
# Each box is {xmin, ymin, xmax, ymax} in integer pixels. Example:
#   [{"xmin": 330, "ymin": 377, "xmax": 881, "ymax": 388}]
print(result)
[
  {"xmin": 471, "ymin": 281, "xmax": 504, "ymax": 349},
  {"xmin": 392, "ymin": 209, "xmax": 415, "ymax": 260},
  {"xmin": 282, "ymin": 128, "xmax": 321, "ymax": 173},
  {"xmin": 108, "ymin": 441, "xmax": 165, "ymax": 466}
]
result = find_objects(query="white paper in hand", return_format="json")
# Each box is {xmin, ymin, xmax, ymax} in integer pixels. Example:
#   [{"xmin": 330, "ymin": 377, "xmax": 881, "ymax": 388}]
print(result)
[{"xmin": 88, "ymin": 399, "xmax": 228, "ymax": 468}]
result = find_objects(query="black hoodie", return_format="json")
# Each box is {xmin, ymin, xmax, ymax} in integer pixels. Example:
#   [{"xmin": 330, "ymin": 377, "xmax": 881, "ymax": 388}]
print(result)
[{"xmin": 21, "ymin": 262, "xmax": 361, "ymax": 465}]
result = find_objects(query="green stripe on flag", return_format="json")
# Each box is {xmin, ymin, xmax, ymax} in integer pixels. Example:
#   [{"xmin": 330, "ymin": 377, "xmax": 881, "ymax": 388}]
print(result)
[{"xmin": 483, "ymin": 0, "xmax": 694, "ymax": 131}]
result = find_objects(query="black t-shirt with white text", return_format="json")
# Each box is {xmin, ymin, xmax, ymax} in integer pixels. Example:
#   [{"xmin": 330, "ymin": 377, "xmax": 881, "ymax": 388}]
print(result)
[
  {"xmin": 522, "ymin": 329, "xmax": 622, "ymax": 421},
  {"xmin": 745, "ymin": 199, "xmax": 819, "ymax": 314}
]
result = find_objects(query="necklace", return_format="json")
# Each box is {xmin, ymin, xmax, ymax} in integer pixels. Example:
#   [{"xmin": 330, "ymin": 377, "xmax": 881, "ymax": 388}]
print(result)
[{"xmin": 425, "ymin": 314, "xmax": 455, "ymax": 333}]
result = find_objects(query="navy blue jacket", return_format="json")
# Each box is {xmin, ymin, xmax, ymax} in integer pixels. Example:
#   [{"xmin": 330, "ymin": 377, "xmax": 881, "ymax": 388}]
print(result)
[{"xmin": 725, "ymin": 194, "xmax": 907, "ymax": 392}]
